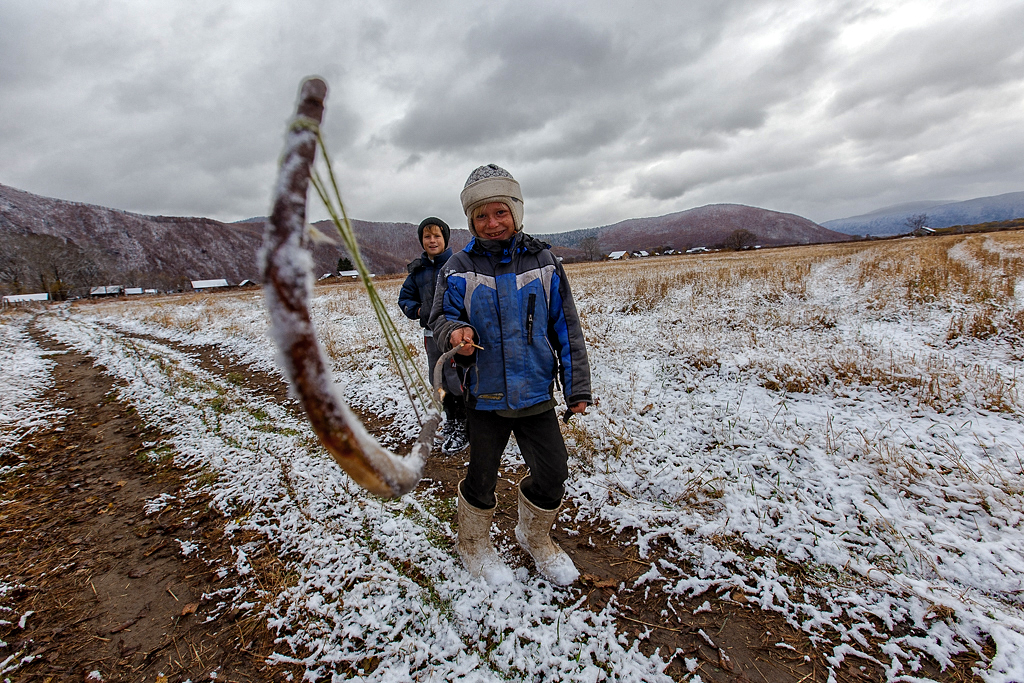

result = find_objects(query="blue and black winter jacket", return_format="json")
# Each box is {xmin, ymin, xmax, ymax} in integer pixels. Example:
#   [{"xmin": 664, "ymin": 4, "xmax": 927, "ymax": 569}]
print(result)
[
  {"xmin": 429, "ymin": 233, "xmax": 591, "ymax": 412},
  {"xmin": 399, "ymin": 248, "xmax": 452, "ymax": 330}
]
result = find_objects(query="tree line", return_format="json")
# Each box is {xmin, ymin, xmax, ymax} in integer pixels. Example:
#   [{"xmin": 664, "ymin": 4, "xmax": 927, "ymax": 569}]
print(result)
[{"xmin": 0, "ymin": 233, "xmax": 190, "ymax": 299}]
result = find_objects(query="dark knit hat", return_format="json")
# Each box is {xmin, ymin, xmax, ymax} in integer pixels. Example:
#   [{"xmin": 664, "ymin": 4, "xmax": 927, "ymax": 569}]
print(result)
[
  {"xmin": 460, "ymin": 164, "xmax": 523, "ymax": 235},
  {"xmin": 417, "ymin": 216, "xmax": 450, "ymax": 248}
]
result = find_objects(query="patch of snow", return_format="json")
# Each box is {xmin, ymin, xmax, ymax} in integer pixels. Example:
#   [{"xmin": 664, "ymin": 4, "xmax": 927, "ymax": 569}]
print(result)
[
  {"xmin": 178, "ymin": 539, "xmax": 199, "ymax": 556},
  {"xmin": 144, "ymin": 493, "xmax": 176, "ymax": 515}
]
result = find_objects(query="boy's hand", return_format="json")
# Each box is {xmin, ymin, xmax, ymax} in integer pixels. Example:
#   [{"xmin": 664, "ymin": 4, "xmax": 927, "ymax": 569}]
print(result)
[
  {"xmin": 450, "ymin": 327, "xmax": 476, "ymax": 356},
  {"xmin": 562, "ymin": 402, "xmax": 589, "ymax": 423}
]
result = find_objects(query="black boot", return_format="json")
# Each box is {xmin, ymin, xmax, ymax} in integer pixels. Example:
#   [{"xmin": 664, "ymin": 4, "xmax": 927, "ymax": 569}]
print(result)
[{"xmin": 442, "ymin": 418, "xmax": 469, "ymax": 454}]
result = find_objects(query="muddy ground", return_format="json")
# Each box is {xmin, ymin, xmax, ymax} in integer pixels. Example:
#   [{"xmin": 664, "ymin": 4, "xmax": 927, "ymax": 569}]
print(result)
[{"xmin": 0, "ymin": 321, "xmax": 983, "ymax": 682}]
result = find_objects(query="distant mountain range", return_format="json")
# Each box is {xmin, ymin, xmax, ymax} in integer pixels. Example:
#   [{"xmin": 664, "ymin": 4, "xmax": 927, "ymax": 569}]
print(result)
[
  {"xmin": 823, "ymin": 192, "xmax": 1024, "ymax": 236},
  {"xmin": 0, "ymin": 181, "xmax": 848, "ymax": 296}
]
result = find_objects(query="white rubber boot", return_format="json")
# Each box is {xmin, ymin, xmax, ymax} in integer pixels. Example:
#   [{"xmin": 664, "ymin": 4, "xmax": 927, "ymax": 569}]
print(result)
[
  {"xmin": 457, "ymin": 481, "xmax": 514, "ymax": 586},
  {"xmin": 515, "ymin": 486, "xmax": 579, "ymax": 586}
]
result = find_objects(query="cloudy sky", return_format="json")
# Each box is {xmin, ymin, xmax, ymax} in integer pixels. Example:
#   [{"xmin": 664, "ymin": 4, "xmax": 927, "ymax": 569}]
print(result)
[{"xmin": 2, "ymin": 0, "xmax": 1023, "ymax": 232}]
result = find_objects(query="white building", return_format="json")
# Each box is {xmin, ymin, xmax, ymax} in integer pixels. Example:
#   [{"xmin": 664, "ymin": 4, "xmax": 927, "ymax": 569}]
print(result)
[
  {"xmin": 191, "ymin": 279, "xmax": 229, "ymax": 291},
  {"xmin": 3, "ymin": 293, "xmax": 48, "ymax": 303}
]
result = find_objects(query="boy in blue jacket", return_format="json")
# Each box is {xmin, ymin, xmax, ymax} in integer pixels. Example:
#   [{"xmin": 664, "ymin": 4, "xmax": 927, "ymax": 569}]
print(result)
[
  {"xmin": 430, "ymin": 165, "xmax": 592, "ymax": 586},
  {"xmin": 399, "ymin": 217, "xmax": 468, "ymax": 454}
]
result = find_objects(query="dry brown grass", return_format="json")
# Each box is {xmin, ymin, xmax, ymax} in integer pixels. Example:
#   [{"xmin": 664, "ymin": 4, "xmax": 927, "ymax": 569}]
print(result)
[
  {"xmin": 567, "ymin": 232, "xmax": 1024, "ymax": 415},
  {"xmin": 570, "ymin": 233, "xmax": 1024, "ymax": 317},
  {"xmin": 850, "ymin": 233, "xmax": 1024, "ymax": 307},
  {"xmin": 566, "ymin": 242, "xmax": 869, "ymax": 315}
]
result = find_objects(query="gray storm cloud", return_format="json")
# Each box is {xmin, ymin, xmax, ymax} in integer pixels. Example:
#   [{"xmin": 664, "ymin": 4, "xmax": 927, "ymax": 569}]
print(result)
[{"xmin": 0, "ymin": 0, "xmax": 1021, "ymax": 231}]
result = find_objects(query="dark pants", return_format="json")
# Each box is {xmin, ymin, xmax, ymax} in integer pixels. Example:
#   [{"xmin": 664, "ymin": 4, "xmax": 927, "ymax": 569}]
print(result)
[
  {"xmin": 462, "ymin": 407, "xmax": 569, "ymax": 511},
  {"xmin": 424, "ymin": 335, "xmax": 465, "ymax": 422}
]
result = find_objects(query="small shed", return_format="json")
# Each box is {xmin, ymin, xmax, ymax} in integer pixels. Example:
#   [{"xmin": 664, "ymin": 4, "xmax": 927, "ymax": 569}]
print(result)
[
  {"xmin": 3, "ymin": 293, "xmax": 49, "ymax": 303},
  {"xmin": 607, "ymin": 251, "xmax": 630, "ymax": 260}
]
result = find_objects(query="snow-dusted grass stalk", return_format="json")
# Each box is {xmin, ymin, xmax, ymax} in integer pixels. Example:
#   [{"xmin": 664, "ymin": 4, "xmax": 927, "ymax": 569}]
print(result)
[{"xmin": 38, "ymin": 311, "xmax": 676, "ymax": 682}]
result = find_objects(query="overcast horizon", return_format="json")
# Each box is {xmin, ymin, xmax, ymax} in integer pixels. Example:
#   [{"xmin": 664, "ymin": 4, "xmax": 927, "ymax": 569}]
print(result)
[{"xmin": 2, "ymin": 0, "xmax": 1022, "ymax": 233}]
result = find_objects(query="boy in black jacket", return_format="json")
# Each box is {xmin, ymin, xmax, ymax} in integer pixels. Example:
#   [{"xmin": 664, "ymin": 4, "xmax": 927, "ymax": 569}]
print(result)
[{"xmin": 398, "ymin": 217, "xmax": 468, "ymax": 454}]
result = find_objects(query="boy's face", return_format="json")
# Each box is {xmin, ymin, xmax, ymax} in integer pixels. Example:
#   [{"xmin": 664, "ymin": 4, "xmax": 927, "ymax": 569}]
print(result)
[
  {"xmin": 422, "ymin": 225, "xmax": 446, "ymax": 256},
  {"xmin": 472, "ymin": 202, "xmax": 516, "ymax": 241}
]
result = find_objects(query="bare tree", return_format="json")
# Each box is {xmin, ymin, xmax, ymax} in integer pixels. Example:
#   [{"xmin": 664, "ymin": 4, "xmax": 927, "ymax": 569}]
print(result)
[
  {"xmin": 905, "ymin": 214, "xmax": 929, "ymax": 232},
  {"xmin": 723, "ymin": 229, "xmax": 758, "ymax": 251},
  {"xmin": 0, "ymin": 237, "xmax": 28, "ymax": 294},
  {"xmin": 13, "ymin": 234, "xmax": 104, "ymax": 299},
  {"xmin": 579, "ymin": 236, "xmax": 601, "ymax": 261}
]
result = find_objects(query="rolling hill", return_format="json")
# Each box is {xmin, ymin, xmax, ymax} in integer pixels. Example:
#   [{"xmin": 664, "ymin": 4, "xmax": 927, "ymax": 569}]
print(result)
[
  {"xmin": 583, "ymin": 203, "xmax": 849, "ymax": 252},
  {"xmin": 0, "ymin": 183, "xmax": 429, "ymax": 293}
]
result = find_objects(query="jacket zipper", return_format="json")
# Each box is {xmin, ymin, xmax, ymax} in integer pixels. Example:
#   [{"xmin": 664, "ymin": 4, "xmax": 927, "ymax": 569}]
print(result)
[{"xmin": 526, "ymin": 293, "xmax": 536, "ymax": 344}]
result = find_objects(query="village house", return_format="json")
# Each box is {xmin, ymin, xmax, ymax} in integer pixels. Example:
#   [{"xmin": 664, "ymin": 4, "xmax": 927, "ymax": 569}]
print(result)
[{"xmin": 190, "ymin": 279, "xmax": 229, "ymax": 291}]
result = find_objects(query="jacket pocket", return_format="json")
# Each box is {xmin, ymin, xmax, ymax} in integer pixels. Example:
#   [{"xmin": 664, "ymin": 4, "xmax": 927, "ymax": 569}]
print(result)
[{"xmin": 528, "ymin": 336, "xmax": 556, "ymax": 386}]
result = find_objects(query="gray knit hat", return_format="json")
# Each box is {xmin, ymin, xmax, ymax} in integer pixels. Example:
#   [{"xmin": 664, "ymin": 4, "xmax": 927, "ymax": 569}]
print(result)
[{"xmin": 460, "ymin": 164, "xmax": 523, "ymax": 236}]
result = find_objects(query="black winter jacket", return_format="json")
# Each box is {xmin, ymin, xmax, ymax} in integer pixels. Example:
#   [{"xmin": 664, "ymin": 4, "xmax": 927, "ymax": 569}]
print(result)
[{"xmin": 399, "ymin": 248, "xmax": 453, "ymax": 330}]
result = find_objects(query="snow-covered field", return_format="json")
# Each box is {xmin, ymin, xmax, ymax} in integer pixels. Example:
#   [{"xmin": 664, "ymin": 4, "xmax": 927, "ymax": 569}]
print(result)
[{"xmin": 3, "ymin": 232, "xmax": 1024, "ymax": 682}]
